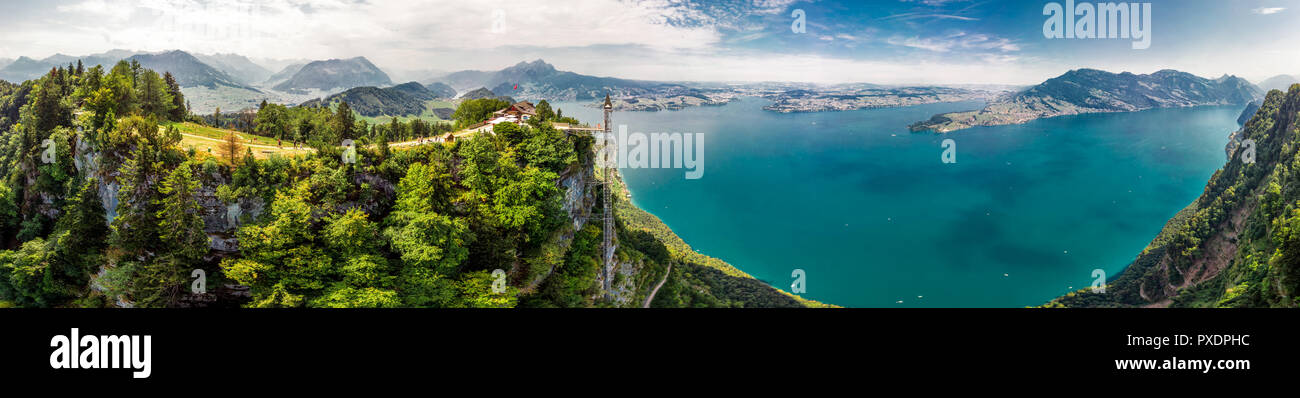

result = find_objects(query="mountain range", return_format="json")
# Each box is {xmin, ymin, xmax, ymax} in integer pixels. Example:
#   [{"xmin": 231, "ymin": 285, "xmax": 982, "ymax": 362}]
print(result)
[
  {"xmin": 129, "ymin": 50, "xmax": 252, "ymax": 90},
  {"xmin": 0, "ymin": 49, "xmax": 267, "ymax": 88},
  {"xmin": 911, "ymin": 68, "xmax": 1264, "ymax": 133},
  {"xmin": 0, "ymin": 50, "xmax": 388, "ymax": 93},
  {"xmin": 3, "ymin": 52, "xmax": 708, "ymax": 112},
  {"xmin": 0, "ymin": 49, "xmax": 139, "ymax": 82},
  {"xmin": 273, "ymin": 57, "xmax": 392, "ymax": 92},
  {"xmin": 432, "ymin": 59, "xmax": 695, "ymax": 102}
]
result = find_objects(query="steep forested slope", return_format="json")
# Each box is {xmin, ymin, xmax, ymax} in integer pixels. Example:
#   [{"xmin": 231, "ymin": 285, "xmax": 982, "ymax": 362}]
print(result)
[{"xmin": 1052, "ymin": 85, "xmax": 1300, "ymax": 308}]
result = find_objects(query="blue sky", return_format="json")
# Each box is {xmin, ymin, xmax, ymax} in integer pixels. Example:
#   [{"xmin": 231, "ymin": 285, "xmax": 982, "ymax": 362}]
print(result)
[{"xmin": 1, "ymin": 0, "xmax": 1297, "ymax": 84}]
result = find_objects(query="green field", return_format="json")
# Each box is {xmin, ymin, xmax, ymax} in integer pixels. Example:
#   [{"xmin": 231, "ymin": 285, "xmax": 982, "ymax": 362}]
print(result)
[
  {"xmin": 168, "ymin": 122, "xmax": 312, "ymax": 159},
  {"xmin": 167, "ymin": 122, "xmax": 282, "ymax": 146}
]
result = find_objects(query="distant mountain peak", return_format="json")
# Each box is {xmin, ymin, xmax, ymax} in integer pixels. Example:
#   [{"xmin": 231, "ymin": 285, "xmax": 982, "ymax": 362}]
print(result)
[
  {"xmin": 273, "ymin": 57, "xmax": 392, "ymax": 92},
  {"xmin": 127, "ymin": 50, "xmax": 252, "ymax": 90},
  {"xmin": 501, "ymin": 59, "xmax": 557, "ymax": 76},
  {"xmin": 435, "ymin": 58, "xmax": 650, "ymax": 101}
]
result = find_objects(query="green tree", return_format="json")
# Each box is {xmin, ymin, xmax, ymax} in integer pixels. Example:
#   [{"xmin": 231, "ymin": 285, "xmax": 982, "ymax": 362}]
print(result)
[
  {"xmin": 312, "ymin": 209, "xmax": 399, "ymax": 308},
  {"xmin": 520, "ymin": 123, "xmax": 576, "ymax": 173},
  {"xmin": 31, "ymin": 69, "xmax": 72, "ymax": 134},
  {"xmin": 493, "ymin": 121, "xmax": 526, "ymax": 146},
  {"xmin": 384, "ymin": 163, "xmax": 473, "ymax": 306},
  {"xmin": 136, "ymin": 69, "xmax": 174, "ymax": 121},
  {"xmin": 333, "ymin": 101, "xmax": 357, "ymax": 141},
  {"xmin": 0, "ymin": 183, "xmax": 18, "ymax": 241},
  {"xmin": 221, "ymin": 182, "xmax": 333, "ymax": 307},
  {"xmin": 155, "ymin": 162, "xmax": 209, "ymax": 261},
  {"xmin": 0, "ymin": 238, "xmax": 55, "ymax": 306},
  {"xmin": 451, "ymin": 98, "xmax": 510, "ymax": 127},
  {"xmin": 163, "ymin": 72, "xmax": 186, "ymax": 121},
  {"xmin": 493, "ymin": 165, "xmax": 563, "ymax": 243},
  {"xmin": 255, "ymin": 102, "xmax": 290, "ymax": 141},
  {"xmin": 535, "ymin": 99, "xmax": 554, "ymax": 122},
  {"xmin": 106, "ymin": 61, "xmax": 138, "ymax": 117},
  {"xmin": 47, "ymin": 178, "xmax": 110, "ymax": 302}
]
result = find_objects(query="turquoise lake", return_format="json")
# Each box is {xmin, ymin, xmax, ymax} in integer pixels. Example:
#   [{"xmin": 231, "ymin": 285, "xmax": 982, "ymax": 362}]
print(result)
[{"xmin": 554, "ymin": 98, "xmax": 1243, "ymax": 307}]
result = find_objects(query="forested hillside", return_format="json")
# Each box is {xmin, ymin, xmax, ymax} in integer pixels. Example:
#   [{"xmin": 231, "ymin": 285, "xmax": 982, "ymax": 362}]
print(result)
[
  {"xmin": 1052, "ymin": 85, "xmax": 1300, "ymax": 308},
  {"xmin": 0, "ymin": 61, "xmax": 814, "ymax": 308},
  {"xmin": 299, "ymin": 83, "xmax": 445, "ymax": 118}
]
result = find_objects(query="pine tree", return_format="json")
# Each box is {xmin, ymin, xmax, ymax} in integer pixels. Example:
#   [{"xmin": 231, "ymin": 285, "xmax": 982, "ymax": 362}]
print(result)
[
  {"xmin": 111, "ymin": 132, "xmax": 162, "ymax": 256},
  {"xmin": 136, "ymin": 69, "xmax": 174, "ymax": 121},
  {"xmin": 163, "ymin": 72, "xmax": 186, "ymax": 121},
  {"xmin": 42, "ymin": 178, "xmax": 110, "ymax": 303},
  {"xmin": 149, "ymin": 162, "xmax": 209, "ymax": 303},
  {"xmin": 334, "ymin": 101, "xmax": 356, "ymax": 141},
  {"xmin": 30, "ymin": 70, "xmax": 72, "ymax": 144}
]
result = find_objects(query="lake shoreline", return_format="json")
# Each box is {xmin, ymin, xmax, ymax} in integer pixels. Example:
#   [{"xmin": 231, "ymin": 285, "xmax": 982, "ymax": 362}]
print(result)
[{"xmin": 559, "ymin": 98, "xmax": 1240, "ymax": 307}]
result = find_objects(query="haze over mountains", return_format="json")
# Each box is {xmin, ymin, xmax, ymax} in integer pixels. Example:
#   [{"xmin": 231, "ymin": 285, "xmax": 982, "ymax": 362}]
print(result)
[
  {"xmin": 0, "ymin": 48, "xmax": 1281, "ymax": 124},
  {"xmin": 1259, "ymin": 74, "xmax": 1300, "ymax": 92},
  {"xmin": 0, "ymin": 49, "xmax": 420, "ymax": 113},
  {"xmin": 265, "ymin": 63, "xmax": 307, "ymax": 86},
  {"xmin": 0, "ymin": 49, "xmax": 390, "ymax": 90},
  {"xmin": 193, "ymin": 53, "xmax": 273, "ymax": 86}
]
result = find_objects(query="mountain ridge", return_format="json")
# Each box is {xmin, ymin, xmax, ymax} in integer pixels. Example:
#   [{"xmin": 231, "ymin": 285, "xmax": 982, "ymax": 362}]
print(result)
[
  {"xmin": 128, "ymin": 50, "xmax": 253, "ymax": 90},
  {"xmin": 273, "ymin": 57, "xmax": 392, "ymax": 92},
  {"xmin": 910, "ymin": 68, "xmax": 1263, "ymax": 133},
  {"xmin": 434, "ymin": 59, "xmax": 692, "ymax": 102}
]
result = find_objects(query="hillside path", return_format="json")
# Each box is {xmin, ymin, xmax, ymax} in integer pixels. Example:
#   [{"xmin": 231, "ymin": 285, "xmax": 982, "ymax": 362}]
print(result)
[{"xmin": 643, "ymin": 264, "xmax": 671, "ymax": 308}]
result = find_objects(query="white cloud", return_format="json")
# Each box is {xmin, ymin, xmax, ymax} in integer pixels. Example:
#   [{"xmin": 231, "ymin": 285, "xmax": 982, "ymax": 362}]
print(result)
[
  {"xmin": 887, "ymin": 36, "xmax": 954, "ymax": 52},
  {"xmin": 749, "ymin": 0, "xmax": 804, "ymax": 14},
  {"xmin": 594, "ymin": 51, "xmax": 1046, "ymax": 85},
  {"xmin": 30, "ymin": 0, "xmax": 722, "ymax": 64},
  {"xmin": 8, "ymin": 0, "xmax": 1295, "ymax": 86},
  {"xmin": 886, "ymin": 33, "xmax": 1018, "ymax": 53},
  {"xmin": 1253, "ymin": 7, "xmax": 1285, "ymax": 15}
]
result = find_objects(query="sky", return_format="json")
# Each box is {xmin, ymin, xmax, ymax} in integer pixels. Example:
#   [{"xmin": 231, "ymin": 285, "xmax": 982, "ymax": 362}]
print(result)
[{"xmin": 0, "ymin": 0, "xmax": 1298, "ymax": 85}]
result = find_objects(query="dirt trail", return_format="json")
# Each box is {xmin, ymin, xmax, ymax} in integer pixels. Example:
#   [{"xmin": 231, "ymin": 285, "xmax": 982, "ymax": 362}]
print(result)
[{"xmin": 643, "ymin": 264, "xmax": 671, "ymax": 308}]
